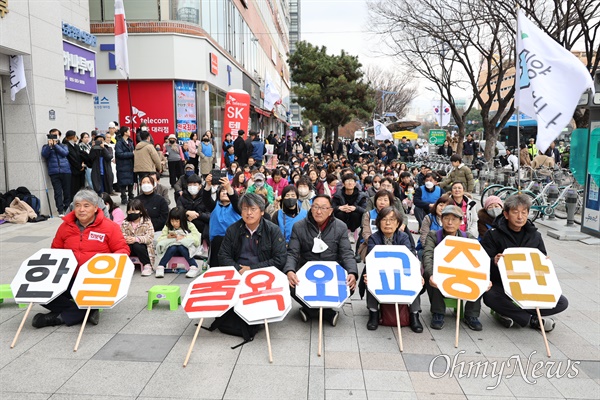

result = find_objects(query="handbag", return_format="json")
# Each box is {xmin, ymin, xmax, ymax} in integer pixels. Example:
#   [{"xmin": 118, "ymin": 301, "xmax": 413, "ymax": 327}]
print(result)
[{"xmin": 379, "ymin": 303, "xmax": 410, "ymax": 327}]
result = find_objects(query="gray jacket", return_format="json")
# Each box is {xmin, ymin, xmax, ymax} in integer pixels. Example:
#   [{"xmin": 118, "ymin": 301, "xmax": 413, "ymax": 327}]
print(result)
[{"xmin": 284, "ymin": 214, "xmax": 358, "ymax": 278}]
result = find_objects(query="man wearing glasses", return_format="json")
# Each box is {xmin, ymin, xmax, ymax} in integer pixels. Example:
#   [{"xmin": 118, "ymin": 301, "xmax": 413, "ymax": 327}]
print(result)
[
  {"xmin": 284, "ymin": 194, "xmax": 358, "ymax": 326},
  {"xmin": 218, "ymin": 193, "xmax": 287, "ymax": 272}
]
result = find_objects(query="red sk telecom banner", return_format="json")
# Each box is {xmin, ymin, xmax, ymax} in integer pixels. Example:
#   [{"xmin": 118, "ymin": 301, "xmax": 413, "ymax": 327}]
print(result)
[{"xmin": 222, "ymin": 89, "xmax": 250, "ymax": 167}]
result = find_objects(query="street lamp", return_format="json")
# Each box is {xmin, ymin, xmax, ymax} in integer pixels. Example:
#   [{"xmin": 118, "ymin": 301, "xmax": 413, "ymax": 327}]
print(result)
[{"xmin": 379, "ymin": 90, "xmax": 398, "ymax": 118}]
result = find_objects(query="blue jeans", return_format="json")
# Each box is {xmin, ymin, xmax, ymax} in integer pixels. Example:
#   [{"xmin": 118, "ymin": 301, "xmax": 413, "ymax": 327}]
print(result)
[{"xmin": 158, "ymin": 245, "xmax": 198, "ymax": 268}]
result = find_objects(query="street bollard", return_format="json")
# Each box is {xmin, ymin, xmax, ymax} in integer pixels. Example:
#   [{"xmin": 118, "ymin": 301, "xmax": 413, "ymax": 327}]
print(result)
[
  {"xmin": 546, "ymin": 185, "xmax": 559, "ymax": 219},
  {"xmin": 565, "ymin": 189, "xmax": 578, "ymax": 226}
]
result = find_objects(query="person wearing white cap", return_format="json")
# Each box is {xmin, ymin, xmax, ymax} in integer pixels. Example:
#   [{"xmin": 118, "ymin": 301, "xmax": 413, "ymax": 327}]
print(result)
[{"xmin": 165, "ymin": 134, "xmax": 184, "ymax": 187}]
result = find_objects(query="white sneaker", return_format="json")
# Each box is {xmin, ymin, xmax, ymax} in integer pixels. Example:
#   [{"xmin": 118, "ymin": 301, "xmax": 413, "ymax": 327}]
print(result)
[
  {"xmin": 141, "ymin": 265, "xmax": 153, "ymax": 276},
  {"xmin": 186, "ymin": 267, "xmax": 200, "ymax": 278},
  {"xmin": 155, "ymin": 266, "xmax": 165, "ymax": 278}
]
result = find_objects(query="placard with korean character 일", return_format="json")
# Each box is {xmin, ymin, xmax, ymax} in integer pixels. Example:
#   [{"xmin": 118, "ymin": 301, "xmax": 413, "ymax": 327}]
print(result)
[
  {"xmin": 498, "ymin": 248, "xmax": 562, "ymax": 310},
  {"xmin": 433, "ymin": 235, "xmax": 490, "ymax": 302},
  {"xmin": 70, "ymin": 254, "xmax": 135, "ymax": 309},
  {"xmin": 234, "ymin": 267, "xmax": 291, "ymax": 325},
  {"xmin": 365, "ymin": 245, "xmax": 422, "ymax": 305},
  {"xmin": 11, "ymin": 249, "xmax": 78, "ymax": 305},
  {"xmin": 294, "ymin": 261, "xmax": 350, "ymax": 309}
]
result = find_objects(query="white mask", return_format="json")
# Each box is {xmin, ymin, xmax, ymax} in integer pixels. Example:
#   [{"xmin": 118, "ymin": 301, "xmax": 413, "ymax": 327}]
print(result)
[
  {"xmin": 424, "ymin": 181, "xmax": 434, "ymax": 189},
  {"xmin": 141, "ymin": 183, "xmax": 153, "ymax": 193},
  {"xmin": 188, "ymin": 186, "xmax": 200, "ymax": 195},
  {"xmin": 487, "ymin": 208, "xmax": 502, "ymax": 218},
  {"xmin": 312, "ymin": 233, "xmax": 329, "ymax": 253},
  {"xmin": 373, "ymin": 182, "xmax": 380, "ymax": 189},
  {"xmin": 298, "ymin": 187, "xmax": 309, "ymax": 197}
]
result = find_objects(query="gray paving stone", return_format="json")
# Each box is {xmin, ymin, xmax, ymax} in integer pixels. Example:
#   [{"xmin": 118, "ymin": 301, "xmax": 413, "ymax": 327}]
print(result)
[
  {"xmin": 118, "ymin": 309, "xmax": 192, "ymax": 336},
  {"xmin": 455, "ymin": 374, "xmax": 514, "ymax": 397},
  {"xmin": 324, "ymin": 351, "xmax": 361, "ymax": 369},
  {"xmin": 237, "ymin": 337, "xmax": 309, "ymax": 366},
  {"xmin": 578, "ymin": 361, "xmax": 600, "ymax": 380},
  {"xmin": 415, "ymin": 394, "xmax": 467, "ymax": 400},
  {"xmin": 323, "ymin": 335, "xmax": 358, "ymax": 354},
  {"xmin": 162, "ymin": 333, "xmax": 242, "ymax": 364},
  {"xmin": 356, "ymin": 335, "xmax": 400, "ymax": 353},
  {"xmin": 504, "ymin": 374, "xmax": 566, "ymax": 399},
  {"xmin": 367, "ymin": 390, "xmax": 418, "ymax": 399},
  {"xmin": 549, "ymin": 376, "xmax": 600, "ymax": 399},
  {"xmin": 2, "ymin": 235, "xmax": 47, "ymax": 242},
  {"xmin": 325, "ymin": 389, "xmax": 367, "ymax": 399},
  {"xmin": 360, "ymin": 352, "xmax": 406, "ymax": 371},
  {"xmin": 49, "ymin": 395, "xmax": 136, "ymax": 400},
  {"xmin": 308, "ymin": 366, "xmax": 325, "ymax": 400},
  {"xmin": 0, "ymin": 355, "xmax": 85, "ymax": 393},
  {"xmin": 324, "ymin": 368, "xmax": 365, "ymax": 390},
  {"xmin": 0, "ymin": 393, "xmax": 51, "ymax": 400},
  {"xmin": 402, "ymin": 353, "xmax": 448, "ymax": 374},
  {"xmin": 363, "ymin": 369, "xmax": 413, "ymax": 392},
  {"xmin": 23, "ymin": 332, "xmax": 114, "ymax": 359},
  {"xmin": 54, "ymin": 311, "xmax": 138, "ymax": 335},
  {"xmin": 409, "ymin": 371, "xmax": 463, "ymax": 394},
  {"xmin": 92, "ymin": 333, "xmax": 179, "ymax": 362},
  {"xmin": 139, "ymin": 362, "xmax": 233, "ymax": 398},
  {"xmin": 56, "ymin": 360, "xmax": 159, "ymax": 396},
  {"xmin": 224, "ymin": 365, "xmax": 309, "ymax": 399}
]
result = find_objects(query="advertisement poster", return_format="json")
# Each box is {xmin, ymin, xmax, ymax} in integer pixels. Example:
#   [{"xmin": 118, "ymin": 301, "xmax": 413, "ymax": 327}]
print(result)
[
  {"xmin": 175, "ymin": 81, "xmax": 197, "ymax": 141},
  {"xmin": 63, "ymin": 41, "xmax": 97, "ymax": 94},
  {"xmin": 223, "ymin": 89, "xmax": 250, "ymax": 140},
  {"xmin": 94, "ymin": 83, "xmax": 118, "ymax": 134},
  {"xmin": 117, "ymin": 80, "xmax": 175, "ymax": 144}
]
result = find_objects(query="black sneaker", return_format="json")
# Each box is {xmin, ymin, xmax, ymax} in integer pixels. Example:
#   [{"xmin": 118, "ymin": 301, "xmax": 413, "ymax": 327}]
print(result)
[
  {"xmin": 491, "ymin": 310, "xmax": 514, "ymax": 328},
  {"xmin": 463, "ymin": 316, "xmax": 483, "ymax": 331},
  {"xmin": 530, "ymin": 316, "xmax": 555, "ymax": 332},
  {"xmin": 32, "ymin": 312, "xmax": 64, "ymax": 328},
  {"xmin": 299, "ymin": 308, "xmax": 309, "ymax": 323},
  {"xmin": 430, "ymin": 313, "xmax": 445, "ymax": 330},
  {"xmin": 88, "ymin": 309, "xmax": 100, "ymax": 326}
]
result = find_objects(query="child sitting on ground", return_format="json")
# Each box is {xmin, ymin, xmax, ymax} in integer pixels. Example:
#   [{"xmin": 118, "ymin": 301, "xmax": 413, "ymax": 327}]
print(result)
[{"xmin": 155, "ymin": 207, "xmax": 201, "ymax": 278}]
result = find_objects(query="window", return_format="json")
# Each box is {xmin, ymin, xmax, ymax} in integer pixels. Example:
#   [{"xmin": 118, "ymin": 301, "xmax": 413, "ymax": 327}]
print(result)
[{"xmin": 100, "ymin": 0, "xmax": 159, "ymax": 21}]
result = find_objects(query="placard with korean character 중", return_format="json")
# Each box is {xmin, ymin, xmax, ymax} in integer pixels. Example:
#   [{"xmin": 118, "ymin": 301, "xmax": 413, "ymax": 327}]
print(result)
[
  {"xmin": 70, "ymin": 254, "xmax": 134, "ymax": 309},
  {"xmin": 182, "ymin": 266, "xmax": 243, "ymax": 319},
  {"xmin": 433, "ymin": 236, "xmax": 490, "ymax": 302},
  {"xmin": 365, "ymin": 245, "xmax": 422, "ymax": 305},
  {"xmin": 11, "ymin": 249, "xmax": 78, "ymax": 305},
  {"xmin": 234, "ymin": 267, "xmax": 292, "ymax": 325},
  {"xmin": 295, "ymin": 261, "xmax": 350, "ymax": 309},
  {"xmin": 498, "ymin": 248, "xmax": 562, "ymax": 309}
]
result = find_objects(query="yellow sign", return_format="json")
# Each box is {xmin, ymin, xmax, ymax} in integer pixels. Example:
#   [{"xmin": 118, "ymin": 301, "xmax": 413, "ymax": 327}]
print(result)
[
  {"xmin": 392, "ymin": 131, "xmax": 419, "ymax": 140},
  {"xmin": 0, "ymin": 0, "xmax": 8, "ymax": 18}
]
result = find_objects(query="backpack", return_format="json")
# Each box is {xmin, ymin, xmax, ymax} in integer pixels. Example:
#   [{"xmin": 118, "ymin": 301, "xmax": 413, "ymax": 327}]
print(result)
[
  {"xmin": 22, "ymin": 194, "xmax": 41, "ymax": 215},
  {"xmin": 206, "ymin": 309, "xmax": 260, "ymax": 349}
]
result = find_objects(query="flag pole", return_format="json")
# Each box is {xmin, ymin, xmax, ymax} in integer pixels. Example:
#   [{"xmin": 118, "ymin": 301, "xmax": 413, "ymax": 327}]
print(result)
[
  {"xmin": 515, "ymin": 6, "xmax": 522, "ymax": 192},
  {"xmin": 126, "ymin": 77, "xmax": 135, "ymax": 137}
]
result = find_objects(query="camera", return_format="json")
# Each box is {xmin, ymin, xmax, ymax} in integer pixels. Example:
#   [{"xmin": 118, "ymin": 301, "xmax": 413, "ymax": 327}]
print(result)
[
  {"xmin": 47, "ymin": 134, "xmax": 58, "ymax": 140},
  {"xmin": 211, "ymin": 169, "xmax": 225, "ymax": 181}
]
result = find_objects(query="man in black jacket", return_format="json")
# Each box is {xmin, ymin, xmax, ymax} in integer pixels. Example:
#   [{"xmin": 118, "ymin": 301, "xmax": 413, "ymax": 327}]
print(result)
[
  {"xmin": 218, "ymin": 193, "xmax": 287, "ymax": 272},
  {"xmin": 233, "ymin": 130, "xmax": 248, "ymax": 167},
  {"xmin": 285, "ymin": 194, "xmax": 358, "ymax": 326},
  {"xmin": 481, "ymin": 194, "xmax": 569, "ymax": 332},
  {"xmin": 64, "ymin": 130, "xmax": 86, "ymax": 202}
]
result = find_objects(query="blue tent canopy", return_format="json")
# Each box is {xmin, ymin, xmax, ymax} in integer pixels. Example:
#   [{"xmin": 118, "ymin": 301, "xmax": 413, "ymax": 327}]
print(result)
[{"xmin": 502, "ymin": 113, "xmax": 537, "ymax": 127}]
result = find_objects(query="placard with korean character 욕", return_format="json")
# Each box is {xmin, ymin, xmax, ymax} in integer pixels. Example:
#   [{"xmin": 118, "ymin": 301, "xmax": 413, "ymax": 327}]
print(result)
[
  {"xmin": 70, "ymin": 254, "xmax": 135, "ymax": 309},
  {"xmin": 182, "ymin": 266, "xmax": 243, "ymax": 319},
  {"xmin": 234, "ymin": 267, "xmax": 292, "ymax": 325},
  {"xmin": 365, "ymin": 245, "xmax": 423, "ymax": 305},
  {"xmin": 433, "ymin": 236, "xmax": 490, "ymax": 302},
  {"xmin": 498, "ymin": 248, "xmax": 562, "ymax": 309},
  {"xmin": 295, "ymin": 261, "xmax": 350, "ymax": 309},
  {"xmin": 11, "ymin": 249, "xmax": 78, "ymax": 305}
]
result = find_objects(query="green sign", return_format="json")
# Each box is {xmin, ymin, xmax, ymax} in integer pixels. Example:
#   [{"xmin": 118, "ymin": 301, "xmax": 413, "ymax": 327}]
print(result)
[{"xmin": 429, "ymin": 130, "xmax": 447, "ymax": 145}]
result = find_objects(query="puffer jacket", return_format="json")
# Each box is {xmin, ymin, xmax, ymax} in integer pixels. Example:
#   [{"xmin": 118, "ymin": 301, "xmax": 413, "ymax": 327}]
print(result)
[
  {"xmin": 440, "ymin": 163, "xmax": 475, "ymax": 193},
  {"xmin": 121, "ymin": 217, "xmax": 156, "ymax": 265},
  {"xmin": 41, "ymin": 143, "xmax": 70, "ymax": 175},
  {"xmin": 115, "ymin": 137, "xmax": 135, "ymax": 185},
  {"xmin": 332, "ymin": 187, "xmax": 368, "ymax": 216},
  {"xmin": 284, "ymin": 214, "xmax": 358, "ymax": 278},
  {"xmin": 218, "ymin": 217, "xmax": 287, "ymax": 270},
  {"xmin": 51, "ymin": 208, "xmax": 130, "ymax": 272},
  {"xmin": 134, "ymin": 140, "xmax": 162, "ymax": 173}
]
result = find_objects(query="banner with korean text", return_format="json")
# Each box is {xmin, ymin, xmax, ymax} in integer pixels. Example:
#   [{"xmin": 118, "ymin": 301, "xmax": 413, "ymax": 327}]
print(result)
[{"xmin": 175, "ymin": 80, "xmax": 197, "ymax": 141}]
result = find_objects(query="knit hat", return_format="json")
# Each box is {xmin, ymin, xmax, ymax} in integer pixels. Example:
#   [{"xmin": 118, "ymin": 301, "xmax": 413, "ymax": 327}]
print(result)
[{"xmin": 484, "ymin": 196, "xmax": 503, "ymax": 210}]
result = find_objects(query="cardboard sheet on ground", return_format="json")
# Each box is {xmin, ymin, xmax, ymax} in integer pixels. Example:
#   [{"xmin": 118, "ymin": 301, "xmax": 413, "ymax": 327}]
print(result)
[
  {"xmin": 234, "ymin": 267, "xmax": 292, "ymax": 325},
  {"xmin": 295, "ymin": 261, "xmax": 349, "ymax": 309},
  {"xmin": 433, "ymin": 236, "xmax": 490, "ymax": 301},
  {"xmin": 365, "ymin": 245, "xmax": 422, "ymax": 304},
  {"xmin": 182, "ymin": 266, "xmax": 242, "ymax": 319},
  {"xmin": 70, "ymin": 254, "xmax": 134, "ymax": 309},
  {"xmin": 11, "ymin": 249, "xmax": 78, "ymax": 305},
  {"xmin": 498, "ymin": 248, "xmax": 561, "ymax": 309}
]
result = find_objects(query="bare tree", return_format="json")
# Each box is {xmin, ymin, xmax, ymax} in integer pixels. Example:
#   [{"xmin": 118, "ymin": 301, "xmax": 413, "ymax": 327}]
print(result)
[{"xmin": 363, "ymin": 66, "xmax": 419, "ymax": 119}]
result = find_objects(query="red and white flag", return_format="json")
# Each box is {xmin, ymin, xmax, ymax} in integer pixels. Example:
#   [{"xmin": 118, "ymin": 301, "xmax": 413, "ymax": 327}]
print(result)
[{"xmin": 114, "ymin": 0, "xmax": 129, "ymax": 78}]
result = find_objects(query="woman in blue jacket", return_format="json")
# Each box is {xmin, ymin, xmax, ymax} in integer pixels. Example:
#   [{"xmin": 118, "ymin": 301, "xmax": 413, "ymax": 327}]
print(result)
[{"xmin": 276, "ymin": 185, "xmax": 307, "ymax": 243}]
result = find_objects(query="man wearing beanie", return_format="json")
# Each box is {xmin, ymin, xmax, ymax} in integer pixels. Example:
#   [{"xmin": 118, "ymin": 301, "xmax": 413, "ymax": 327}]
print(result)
[{"xmin": 477, "ymin": 196, "xmax": 503, "ymax": 239}]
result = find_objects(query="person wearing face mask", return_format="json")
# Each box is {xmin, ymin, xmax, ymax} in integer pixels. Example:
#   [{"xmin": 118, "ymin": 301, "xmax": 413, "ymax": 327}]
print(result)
[
  {"xmin": 202, "ymin": 173, "xmax": 241, "ymax": 267},
  {"xmin": 174, "ymin": 164, "xmax": 196, "ymax": 204},
  {"xmin": 413, "ymin": 172, "xmax": 444, "ymax": 229},
  {"xmin": 147, "ymin": 171, "xmax": 170, "ymax": 206},
  {"xmin": 198, "ymin": 134, "xmax": 215, "ymax": 177},
  {"xmin": 285, "ymin": 194, "xmax": 358, "ymax": 326},
  {"xmin": 135, "ymin": 175, "xmax": 169, "ymax": 232},
  {"xmin": 176, "ymin": 173, "xmax": 210, "ymax": 243},
  {"xmin": 276, "ymin": 185, "xmax": 307, "ymax": 243},
  {"xmin": 296, "ymin": 176, "xmax": 316, "ymax": 211},
  {"xmin": 120, "ymin": 199, "xmax": 156, "ymax": 276},
  {"xmin": 245, "ymin": 173, "xmax": 275, "ymax": 204},
  {"xmin": 477, "ymin": 196, "xmax": 503, "ymax": 240},
  {"xmin": 165, "ymin": 134, "xmax": 185, "ymax": 187}
]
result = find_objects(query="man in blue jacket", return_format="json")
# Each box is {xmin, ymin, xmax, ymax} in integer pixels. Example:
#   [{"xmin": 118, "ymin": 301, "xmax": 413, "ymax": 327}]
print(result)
[
  {"xmin": 250, "ymin": 131, "xmax": 267, "ymax": 165},
  {"xmin": 41, "ymin": 129, "xmax": 71, "ymax": 216}
]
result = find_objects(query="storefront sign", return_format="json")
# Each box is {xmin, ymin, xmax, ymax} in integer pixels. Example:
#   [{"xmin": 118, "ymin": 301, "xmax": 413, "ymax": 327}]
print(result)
[
  {"xmin": 94, "ymin": 83, "xmax": 119, "ymax": 134},
  {"xmin": 118, "ymin": 80, "xmax": 175, "ymax": 143},
  {"xmin": 210, "ymin": 53, "xmax": 218, "ymax": 75},
  {"xmin": 175, "ymin": 80, "xmax": 197, "ymax": 141},
  {"xmin": 62, "ymin": 21, "xmax": 97, "ymax": 47},
  {"xmin": 63, "ymin": 41, "xmax": 97, "ymax": 94},
  {"xmin": 223, "ymin": 89, "xmax": 250, "ymax": 140}
]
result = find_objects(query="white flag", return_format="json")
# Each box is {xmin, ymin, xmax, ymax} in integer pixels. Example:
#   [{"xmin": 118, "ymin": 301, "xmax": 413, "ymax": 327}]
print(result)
[
  {"xmin": 9, "ymin": 55, "xmax": 27, "ymax": 101},
  {"xmin": 431, "ymin": 100, "xmax": 451, "ymax": 127},
  {"xmin": 114, "ymin": 0, "xmax": 129, "ymax": 78},
  {"xmin": 264, "ymin": 73, "xmax": 281, "ymax": 111},
  {"xmin": 516, "ymin": 9, "xmax": 594, "ymax": 153},
  {"xmin": 373, "ymin": 119, "xmax": 393, "ymax": 141}
]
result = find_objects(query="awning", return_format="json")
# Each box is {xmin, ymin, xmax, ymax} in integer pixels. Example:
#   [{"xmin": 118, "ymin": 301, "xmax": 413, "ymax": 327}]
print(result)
[
  {"xmin": 254, "ymin": 106, "xmax": 271, "ymax": 117},
  {"xmin": 392, "ymin": 131, "xmax": 419, "ymax": 140}
]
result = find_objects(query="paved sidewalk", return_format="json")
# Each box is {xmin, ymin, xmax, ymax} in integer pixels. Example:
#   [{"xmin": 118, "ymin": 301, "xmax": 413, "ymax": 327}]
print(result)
[{"xmin": 0, "ymin": 212, "xmax": 599, "ymax": 400}]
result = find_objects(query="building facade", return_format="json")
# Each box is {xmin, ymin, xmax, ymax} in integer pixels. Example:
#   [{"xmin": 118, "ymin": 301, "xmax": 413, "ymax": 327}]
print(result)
[
  {"xmin": 288, "ymin": 0, "xmax": 301, "ymax": 129},
  {"xmin": 0, "ymin": 0, "xmax": 96, "ymax": 214}
]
